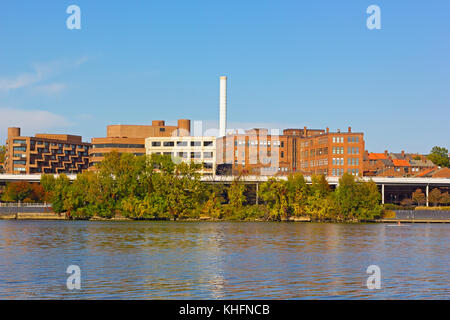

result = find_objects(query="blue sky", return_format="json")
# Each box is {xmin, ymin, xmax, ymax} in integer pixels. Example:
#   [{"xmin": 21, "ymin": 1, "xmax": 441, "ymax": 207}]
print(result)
[{"xmin": 0, "ymin": 0, "xmax": 449, "ymax": 153}]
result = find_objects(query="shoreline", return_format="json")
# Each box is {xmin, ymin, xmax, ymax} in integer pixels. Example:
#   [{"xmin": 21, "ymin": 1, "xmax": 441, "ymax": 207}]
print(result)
[{"xmin": 1, "ymin": 212, "xmax": 450, "ymax": 223}]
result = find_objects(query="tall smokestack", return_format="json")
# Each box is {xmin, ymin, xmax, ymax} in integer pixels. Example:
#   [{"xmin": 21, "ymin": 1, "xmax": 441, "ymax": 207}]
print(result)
[{"xmin": 219, "ymin": 76, "xmax": 227, "ymax": 137}]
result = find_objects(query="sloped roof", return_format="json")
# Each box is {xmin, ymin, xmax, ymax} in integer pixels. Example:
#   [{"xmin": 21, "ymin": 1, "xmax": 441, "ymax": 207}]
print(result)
[
  {"xmin": 380, "ymin": 159, "xmax": 394, "ymax": 166},
  {"xmin": 432, "ymin": 167, "xmax": 450, "ymax": 178},
  {"xmin": 392, "ymin": 159, "xmax": 410, "ymax": 167},
  {"xmin": 368, "ymin": 153, "xmax": 388, "ymax": 160},
  {"xmin": 410, "ymin": 159, "xmax": 436, "ymax": 167},
  {"xmin": 415, "ymin": 168, "xmax": 436, "ymax": 177}
]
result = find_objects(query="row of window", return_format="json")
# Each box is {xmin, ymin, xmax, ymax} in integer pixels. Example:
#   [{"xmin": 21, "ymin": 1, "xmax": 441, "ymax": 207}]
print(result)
[
  {"xmin": 93, "ymin": 144, "xmax": 145, "ymax": 149},
  {"xmin": 331, "ymin": 168, "xmax": 360, "ymax": 176},
  {"xmin": 332, "ymin": 147, "xmax": 360, "ymax": 155},
  {"xmin": 150, "ymin": 141, "xmax": 213, "ymax": 147},
  {"xmin": 234, "ymin": 140, "xmax": 283, "ymax": 147},
  {"xmin": 150, "ymin": 152, "xmax": 214, "ymax": 159},
  {"xmin": 332, "ymin": 136, "xmax": 360, "ymax": 144}
]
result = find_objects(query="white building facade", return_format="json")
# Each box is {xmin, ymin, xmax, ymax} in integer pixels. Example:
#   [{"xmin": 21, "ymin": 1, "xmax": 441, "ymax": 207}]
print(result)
[{"xmin": 145, "ymin": 136, "xmax": 217, "ymax": 175}]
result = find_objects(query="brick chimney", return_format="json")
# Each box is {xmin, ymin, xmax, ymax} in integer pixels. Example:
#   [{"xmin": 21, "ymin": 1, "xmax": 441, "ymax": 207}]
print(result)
[
  {"xmin": 326, "ymin": 127, "xmax": 329, "ymax": 134},
  {"xmin": 401, "ymin": 150, "xmax": 405, "ymax": 158},
  {"xmin": 384, "ymin": 150, "xmax": 388, "ymax": 156},
  {"xmin": 348, "ymin": 126, "xmax": 352, "ymax": 133},
  {"xmin": 303, "ymin": 126, "xmax": 307, "ymax": 137}
]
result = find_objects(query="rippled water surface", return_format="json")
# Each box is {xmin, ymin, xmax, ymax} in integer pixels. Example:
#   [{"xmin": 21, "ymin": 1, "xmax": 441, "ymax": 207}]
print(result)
[{"xmin": 0, "ymin": 221, "xmax": 449, "ymax": 299}]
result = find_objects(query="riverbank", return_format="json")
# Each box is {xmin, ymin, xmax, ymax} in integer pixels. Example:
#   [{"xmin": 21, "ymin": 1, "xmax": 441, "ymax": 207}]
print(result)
[{"xmin": 2, "ymin": 210, "xmax": 450, "ymax": 223}]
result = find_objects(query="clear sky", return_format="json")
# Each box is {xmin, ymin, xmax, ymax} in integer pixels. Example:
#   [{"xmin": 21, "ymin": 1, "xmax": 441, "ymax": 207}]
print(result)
[{"xmin": 0, "ymin": 0, "xmax": 449, "ymax": 153}]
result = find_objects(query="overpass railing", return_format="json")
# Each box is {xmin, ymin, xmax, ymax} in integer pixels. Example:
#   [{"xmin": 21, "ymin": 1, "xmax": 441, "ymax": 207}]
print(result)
[{"xmin": 0, "ymin": 203, "xmax": 51, "ymax": 208}]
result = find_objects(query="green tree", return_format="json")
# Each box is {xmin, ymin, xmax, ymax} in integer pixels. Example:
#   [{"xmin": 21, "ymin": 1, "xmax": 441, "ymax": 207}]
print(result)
[
  {"xmin": 259, "ymin": 178, "xmax": 290, "ymax": 220},
  {"xmin": 428, "ymin": 146, "xmax": 449, "ymax": 167},
  {"xmin": 286, "ymin": 173, "xmax": 309, "ymax": 217},
  {"xmin": 45, "ymin": 174, "xmax": 71, "ymax": 214},
  {"xmin": 0, "ymin": 145, "xmax": 6, "ymax": 173},
  {"xmin": 334, "ymin": 173, "xmax": 382, "ymax": 221},
  {"xmin": 227, "ymin": 176, "xmax": 247, "ymax": 217}
]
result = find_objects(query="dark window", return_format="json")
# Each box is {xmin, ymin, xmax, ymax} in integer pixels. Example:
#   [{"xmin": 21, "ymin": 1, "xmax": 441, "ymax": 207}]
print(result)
[
  {"xmin": 151, "ymin": 141, "xmax": 161, "ymax": 147},
  {"xmin": 204, "ymin": 141, "xmax": 213, "ymax": 147},
  {"xmin": 191, "ymin": 141, "xmax": 201, "ymax": 147},
  {"xmin": 163, "ymin": 141, "xmax": 174, "ymax": 147}
]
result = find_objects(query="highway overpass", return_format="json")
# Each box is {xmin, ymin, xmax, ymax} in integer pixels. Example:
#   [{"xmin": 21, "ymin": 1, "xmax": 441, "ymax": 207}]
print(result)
[{"xmin": 1, "ymin": 174, "xmax": 449, "ymax": 205}]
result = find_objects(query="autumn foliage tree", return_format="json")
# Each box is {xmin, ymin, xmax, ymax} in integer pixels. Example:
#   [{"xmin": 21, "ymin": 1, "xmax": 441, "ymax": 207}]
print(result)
[
  {"xmin": 412, "ymin": 189, "xmax": 426, "ymax": 206},
  {"xmin": 1, "ymin": 181, "xmax": 45, "ymax": 203}
]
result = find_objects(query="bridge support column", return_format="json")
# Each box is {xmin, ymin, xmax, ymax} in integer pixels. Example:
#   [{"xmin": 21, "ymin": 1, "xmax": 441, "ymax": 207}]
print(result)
[
  {"xmin": 426, "ymin": 184, "xmax": 429, "ymax": 207},
  {"xmin": 381, "ymin": 184, "xmax": 385, "ymax": 205},
  {"xmin": 256, "ymin": 183, "xmax": 259, "ymax": 205}
]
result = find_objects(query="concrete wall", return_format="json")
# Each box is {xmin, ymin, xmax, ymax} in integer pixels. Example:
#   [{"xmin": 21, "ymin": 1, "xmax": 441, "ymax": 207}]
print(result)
[
  {"xmin": 395, "ymin": 210, "xmax": 450, "ymax": 220},
  {"xmin": 0, "ymin": 206, "xmax": 65, "ymax": 220}
]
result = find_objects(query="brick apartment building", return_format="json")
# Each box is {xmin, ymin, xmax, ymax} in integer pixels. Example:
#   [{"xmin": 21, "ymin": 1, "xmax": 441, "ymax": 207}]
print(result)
[
  {"xmin": 5, "ymin": 127, "xmax": 91, "ymax": 174},
  {"xmin": 89, "ymin": 119, "xmax": 191, "ymax": 168},
  {"xmin": 216, "ymin": 126, "xmax": 365, "ymax": 177}
]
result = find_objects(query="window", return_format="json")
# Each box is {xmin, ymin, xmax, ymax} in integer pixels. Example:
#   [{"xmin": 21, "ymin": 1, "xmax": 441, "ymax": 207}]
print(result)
[
  {"xmin": 191, "ymin": 152, "xmax": 201, "ymax": 159},
  {"xmin": 13, "ymin": 139, "xmax": 26, "ymax": 144},
  {"xmin": 163, "ymin": 152, "xmax": 172, "ymax": 156},
  {"xmin": 203, "ymin": 152, "xmax": 213, "ymax": 159},
  {"xmin": 281, "ymin": 151, "xmax": 284, "ymax": 158},
  {"xmin": 177, "ymin": 141, "xmax": 187, "ymax": 146},
  {"xmin": 13, "ymin": 160, "xmax": 26, "ymax": 165},
  {"xmin": 13, "ymin": 146, "xmax": 26, "ymax": 152},
  {"xmin": 204, "ymin": 141, "xmax": 213, "ymax": 147},
  {"xmin": 93, "ymin": 144, "xmax": 145, "ymax": 149},
  {"xmin": 178, "ymin": 152, "xmax": 188, "ymax": 158},
  {"xmin": 163, "ymin": 141, "xmax": 174, "ymax": 147},
  {"xmin": 159, "ymin": 128, "xmax": 165, "ymax": 132},
  {"xmin": 203, "ymin": 162, "xmax": 213, "ymax": 169},
  {"xmin": 191, "ymin": 141, "xmax": 201, "ymax": 147},
  {"xmin": 152, "ymin": 141, "xmax": 161, "ymax": 147}
]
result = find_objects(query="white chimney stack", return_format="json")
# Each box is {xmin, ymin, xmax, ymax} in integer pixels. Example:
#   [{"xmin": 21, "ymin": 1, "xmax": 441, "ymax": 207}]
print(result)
[{"xmin": 219, "ymin": 76, "xmax": 227, "ymax": 137}]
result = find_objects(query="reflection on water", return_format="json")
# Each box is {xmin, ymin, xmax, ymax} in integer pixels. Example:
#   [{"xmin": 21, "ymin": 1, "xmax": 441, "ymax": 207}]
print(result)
[{"xmin": 0, "ymin": 221, "xmax": 449, "ymax": 299}]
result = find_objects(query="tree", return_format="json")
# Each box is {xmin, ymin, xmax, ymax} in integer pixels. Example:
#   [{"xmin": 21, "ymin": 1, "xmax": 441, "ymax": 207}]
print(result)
[
  {"xmin": 259, "ymin": 178, "xmax": 290, "ymax": 220},
  {"xmin": 428, "ymin": 188, "xmax": 442, "ymax": 206},
  {"xmin": 286, "ymin": 173, "xmax": 309, "ymax": 217},
  {"xmin": 334, "ymin": 173, "xmax": 382, "ymax": 221},
  {"xmin": 428, "ymin": 146, "xmax": 449, "ymax": 168},
  {"xmin": 441, "ymin": 192, "xmax": 450, "ymax": 206},
  {"xmin": 1, "ymin": 181, "xmax": 45, "ymax": 203},
  {"xmin": 0, "ymin": 145, "xmax": 6, "ymax": 173},
  {"xmin": 227, "ymin": 176, "xmax": 247, "ymax": 215},
  {"xmin": 412, "ymin": 188, "xmax": 426, "ymax": 206},
  {"xmin": 400, "ymin": 198, "xmax": 414, "ymax": 206}
]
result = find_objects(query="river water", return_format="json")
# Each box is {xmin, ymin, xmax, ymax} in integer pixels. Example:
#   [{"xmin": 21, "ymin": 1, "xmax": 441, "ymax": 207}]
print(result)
[{"xmin": 0, "ymin": 221, "xmax": 448, "ymax": 299}]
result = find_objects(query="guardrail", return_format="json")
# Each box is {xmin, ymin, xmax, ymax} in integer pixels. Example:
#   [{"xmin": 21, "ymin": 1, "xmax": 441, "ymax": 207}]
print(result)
[{"xmin": 0, "ymin": 203, "xmax": 51, "ymax": 208}]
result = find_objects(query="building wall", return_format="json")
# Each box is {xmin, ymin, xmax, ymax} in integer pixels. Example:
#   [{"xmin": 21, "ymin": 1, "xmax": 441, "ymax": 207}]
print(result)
[
  {"xmin": 297, "ymin": 128, "xmax": 365, "ymax": 177},
  {"xmin": 89, "ymin": 119, "xmax": 191, "ymax": 167},
  {"xmin": 216, "ymin": 126, "xmax": 365, "ymax": 177},
  {"xmin": 145, "ymin": 136, "xmax": 216, "ymax": 175},
  {"xmin": 5, "ymin": 127, "xmax": 91, "ymax": 174}
]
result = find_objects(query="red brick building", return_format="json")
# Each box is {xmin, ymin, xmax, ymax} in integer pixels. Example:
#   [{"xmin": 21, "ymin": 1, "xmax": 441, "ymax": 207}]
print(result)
[{"xmin": 216, "ymin": 126, "xmax": 365, "ymax": 177}]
